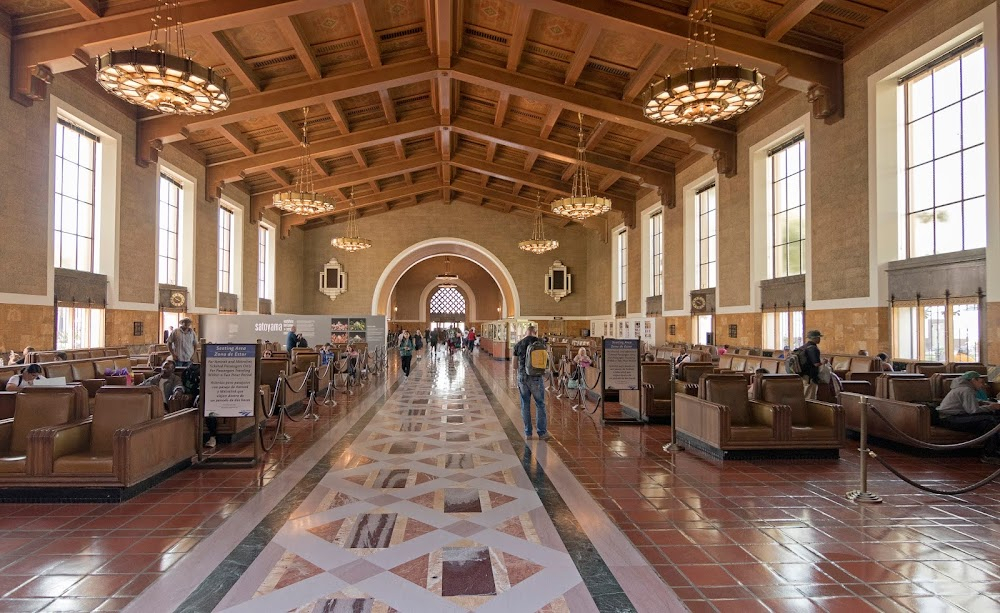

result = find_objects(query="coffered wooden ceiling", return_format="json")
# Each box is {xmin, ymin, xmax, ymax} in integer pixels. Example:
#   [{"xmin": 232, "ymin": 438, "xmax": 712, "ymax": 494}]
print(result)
[{"xmin": 5, "ymin": 0, "xmax": 919, "ymax": 232}]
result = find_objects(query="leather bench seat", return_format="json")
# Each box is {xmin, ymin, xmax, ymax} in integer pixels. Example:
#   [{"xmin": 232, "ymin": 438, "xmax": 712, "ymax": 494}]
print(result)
[
  {"xmin": 0, "ymin": 386, "xmax": 88, "ymax": 474},
  {"xmin": 756, "ymin": 375, "xmax": 844, "ymax": 447}
]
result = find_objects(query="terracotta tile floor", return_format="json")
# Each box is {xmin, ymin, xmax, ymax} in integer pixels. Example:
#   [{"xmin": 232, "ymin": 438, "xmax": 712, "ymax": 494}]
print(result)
[
  {"xmin": 2, "ymin": 352, "xmax": 1000, "ymax": 612},
  {"xmin": 475, "ymin": 356, "xmax": 1000, "ymax": 612},
  {"xmin": 0, "ymin": 378, "xmax": 387, "ymax": 613}
]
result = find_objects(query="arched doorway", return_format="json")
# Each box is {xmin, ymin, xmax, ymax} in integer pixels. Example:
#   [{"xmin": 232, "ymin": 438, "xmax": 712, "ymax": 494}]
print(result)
[{"xmin": 372, "ymin": 238, "xmax": 520, "ymax": 318}]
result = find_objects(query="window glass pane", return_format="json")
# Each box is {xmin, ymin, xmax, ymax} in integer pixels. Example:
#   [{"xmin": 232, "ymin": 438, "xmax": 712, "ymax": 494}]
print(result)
[
  {"xmin": 933, "ymin": 104, "xmax": 962, "ymax": 158},
  {"xmin": 787, "ymin": 241, "xmax": 802, "ymax": 275},
  {"xmin": 934, "ymin": 153, "xmax": 962, "ymax": 205},
  {"xmin": 962, "ymin": 196, "xmax": 986, "ymax": 250},
  {"xmin": 933, "ymin": 57, "xmax": 962, "ymax": 109},
  {"xmin": 933, "ymin": 203, "xmax": 963, "ymax": 254},
  {"xmin": 908, "ymin": 74, "xmax": 933, "ymax": 119},
  {"xmin": 923, "ymin": 304, "xmax": 946, "ymax": 361},
  {"xmin": 951, "ymin": 303, "xmax": 979, "ymax": 362},
  {"xmin": 962, "ymin": 145, "xmax": 985, "ymax": 199},
  {"xmin": 907, "ymin": 166, "xmax": 934, "ymax": 212},
  {"xmin": 908, "ymin": 212, "xmax": 935, "ymax": 257},
  {"xmin": 908, "ymin": 116, "xmax": 934, "ymax": 167},
  {"xmin": 962, "ymin": 48, "xmax": 985, "ymax": 96},
  {"xmin": 962, "ymin": 94, "xmax": 985, "ymax": 147}
]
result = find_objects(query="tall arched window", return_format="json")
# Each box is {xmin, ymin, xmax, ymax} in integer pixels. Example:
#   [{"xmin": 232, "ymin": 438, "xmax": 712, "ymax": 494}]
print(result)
[{"xmin": 430, "ymin": 286, "xmax": 466, "ymax": 315}]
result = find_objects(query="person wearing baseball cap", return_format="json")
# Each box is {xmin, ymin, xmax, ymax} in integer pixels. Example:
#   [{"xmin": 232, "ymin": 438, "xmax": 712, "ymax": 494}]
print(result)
[{"xmin": 937, "ymin": 371, "xmax": 1000, "ymax": 464}]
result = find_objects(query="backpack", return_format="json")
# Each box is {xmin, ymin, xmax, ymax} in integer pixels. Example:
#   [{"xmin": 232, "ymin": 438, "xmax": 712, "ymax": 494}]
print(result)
[
  {"xmin": 523, "ymin": 340, "xmax": 548, "ymax": 376},
  {"xmin": 181, "ymin": 363, "xmax": 201, "ymax": 396},
  {"xmin": 414, "ymin": 336, "xmax": 423, "ymax": 350},
  {"xmin": 784, "ymin": 347, "xmax": 806, "ymax": 375}
]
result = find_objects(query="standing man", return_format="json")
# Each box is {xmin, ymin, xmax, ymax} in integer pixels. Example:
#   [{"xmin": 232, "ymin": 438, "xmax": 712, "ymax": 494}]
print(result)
[
  {"xmin": 167, "ymin": 318, "xmax": 199, "ymax": 368},
  {"xmin": 286, "ymin": 325, "xmax": 298, "ymax": 353},
  {"xmin": 398, "ymin": 330, "xmax": 414, "ymax": 378},
  {"xmin": 799, "ymin": 330, "xmax": 824, "ymax": 400},
  {"xmin": 163, "ymin": 325, "xmax": 174, "ymax": 344},
  {"xmin": 513, "ymin": 325, "xmax": 550, "ymax": 440}
]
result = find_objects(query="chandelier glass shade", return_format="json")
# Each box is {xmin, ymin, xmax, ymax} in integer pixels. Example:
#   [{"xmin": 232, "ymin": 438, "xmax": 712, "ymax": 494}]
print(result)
[
  {"xmin": 520, "ymin": 196, "xmax": 559, "ymax": 254},
  {"xmin": 642, "ymin": 1, "xmax": 764, "ymax": 126},
  {"xmin": 330, "ymin": 189, "xmax": 372, "ymax": 251},
  {"xmin": 551, "ymin": 113, "xmax": 612, "ymax": 221},
  {"xmin": 96, "ymin": 0, "xmax": 230, "ymax": 115},
  {"xmin": 274, "ymin": 107, "xmax": 336, "ymax": 216}
]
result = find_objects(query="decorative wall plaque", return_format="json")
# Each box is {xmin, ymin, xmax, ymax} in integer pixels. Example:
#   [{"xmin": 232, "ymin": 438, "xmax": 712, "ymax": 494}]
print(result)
[
  {"xmin": 544, "ymin": 260, "xmax": 572, "ymax": 302},
  {"xmin": 319, "ymin": 256, "xmax": 348, "ymax": 302}
]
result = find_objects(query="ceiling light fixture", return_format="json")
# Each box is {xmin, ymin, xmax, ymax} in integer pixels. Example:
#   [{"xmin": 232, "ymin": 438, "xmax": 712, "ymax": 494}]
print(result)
[
  {"xmin": 330, "ymin": 187, "xmax": 372, "ymax": 251},
  {"xmin": 435, "ymin": 257, "xmax": 459, "ymax": 286},
  {"xmin": 273, "ymin": 107, "xmax": 336, "ymax": 216},
  {"xmin": 642, "ymin": 0, "xmax": 764, "ymax": 126},
  {"xmin": 96, "ymin": 0, "xmax": 230, "ymax": 115},
  {"xmin": 520, "ymin": 193, "xmax": 560, "ymax": 254},
  {"xmin": 551, "ymin": 113, "xmax": 612, "ymax": 221}
]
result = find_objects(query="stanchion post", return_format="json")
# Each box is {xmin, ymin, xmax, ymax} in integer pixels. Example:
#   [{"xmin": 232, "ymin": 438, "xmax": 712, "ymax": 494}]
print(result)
[
  {"xmin": 303, "ymin": 365, "xmax": 320, "ymax": 421},
  {"xmin": 663, "ymin": 357, "xmax": 684, "ymax": 453},
  {"xmin": 276, "ymin": 371, "xmax": 292, "ymax": 443},
  {"xmin": 846, "ymin": 397, "xmax": 882, "ymax": 504}
]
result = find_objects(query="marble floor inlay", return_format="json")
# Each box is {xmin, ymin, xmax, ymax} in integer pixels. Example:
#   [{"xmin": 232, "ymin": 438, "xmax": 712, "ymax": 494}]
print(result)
[{"xmin": 211, "ymin": 356, "xmax": 598, "ymax": 612}]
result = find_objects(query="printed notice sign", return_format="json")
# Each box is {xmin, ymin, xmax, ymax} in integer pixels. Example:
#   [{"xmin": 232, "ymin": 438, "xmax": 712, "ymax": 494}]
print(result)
[
  {"xmin": 205, "ymin": 344, "xmax": 257, "ymax": 418},
  {"xmin": 602, "ymin": 338, "xmax": 640, "ymax": 391}
]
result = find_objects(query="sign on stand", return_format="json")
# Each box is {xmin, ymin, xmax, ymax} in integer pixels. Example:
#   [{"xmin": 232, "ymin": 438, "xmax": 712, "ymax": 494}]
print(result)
[
  {"xmin": 199, "ymin": 343, "xmax": 262, "ymax": 466},
  {"xmin": 601, "ymin": 338, "xmax": 644, "ymax": 425}
]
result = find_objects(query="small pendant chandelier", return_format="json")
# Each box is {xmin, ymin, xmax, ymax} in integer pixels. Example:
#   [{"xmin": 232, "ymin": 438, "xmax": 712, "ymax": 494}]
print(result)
[
  {"xmin": 643, "ymin": 0, "xmax": 764, "ymax": 126},
  {"xmin": 96, "ymin": 0, "xmax": 230, "ymax": 115},
  {"xmin": 273, "ymin": 107, "xmax": 336, "ymax": 216},
  {"xmin": 520, "ymin": 193, "xmax": 560, "ymax": 254},
  {"xmin": 330, "ymin": 187, "xmax": 372, "ymax": 251},
  {"xmin": 435, "ymin": 257, "xmax": 459, "ymax": 288},
  {"xmin": 551, "ymin": 113, "xmax": 612, "ymax": 221}
]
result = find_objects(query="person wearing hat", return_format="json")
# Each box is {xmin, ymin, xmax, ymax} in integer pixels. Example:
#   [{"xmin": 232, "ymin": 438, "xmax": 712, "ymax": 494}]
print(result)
[
  {"xmin": 167, "ymin": 317, "xmax": 199, "ymax": 367},
  {"xmin": 937, "ymin": 371, "xmax": 1000, "ymax": 463},
  {"xmin": 798, "ymin": 330, "xmax": 825, "ymax": 400}
]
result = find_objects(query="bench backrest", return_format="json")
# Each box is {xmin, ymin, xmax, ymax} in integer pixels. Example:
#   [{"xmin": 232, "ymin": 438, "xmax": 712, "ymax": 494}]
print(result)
[
  {"xmin": 9, "ymin": 387, "xmax": 85, "ymax": 454},
  {"xmin": 91, "ymin": 387, "xmax": 162, "ymax": 454},
  {"xmin": 759, "ymin": 375, "xmax": 808, "ymax": 425},
  {"xmin": 702, "ymin": 376, "xmax": 752, "ymax": 426},
  {"xmin": 888, "ymin": 377, "xmax": 933, "ymax": 403}
]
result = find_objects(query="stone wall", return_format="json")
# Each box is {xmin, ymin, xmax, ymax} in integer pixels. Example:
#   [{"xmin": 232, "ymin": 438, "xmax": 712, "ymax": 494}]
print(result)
[
  {"xmin": 105, "ymin": 309, "xmax": 160, "ymax": 347},
  {"xmin": 0, "ymin": 304, "xmax": 54, "ymax": 354},
  {"xmin": 805, "ymin": 308, "xmax": 889, "ymax": 356}
]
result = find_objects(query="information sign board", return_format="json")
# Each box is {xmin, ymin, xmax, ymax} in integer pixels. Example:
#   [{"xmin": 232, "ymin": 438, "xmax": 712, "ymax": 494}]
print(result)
[
  {"xmin": 602, "ymin": 338, "xmax": 640, "ymax": 391},
  {"xmin": 204, "ymin": 344, "xmax": 257, "ymax": 418}
]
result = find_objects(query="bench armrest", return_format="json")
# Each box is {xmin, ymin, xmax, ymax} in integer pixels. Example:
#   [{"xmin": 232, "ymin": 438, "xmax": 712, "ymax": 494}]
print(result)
[
  {"xmin": 30, "ymin": 420, "xmax": 92, "ymax": 475},
  {"xmin": 748, "ymin": 400, "xmax": 784, "ymax": 429},
  {"xmin": 0, "ymin": 418, "xmax": 12, "ymax": 453},
  {"xmin": 114, "ymin": 407, "xmax": 198, "ymax": 487},
  {"xmin": 805, "ymin": 400, "xmax": 842, "ymax": 428}
]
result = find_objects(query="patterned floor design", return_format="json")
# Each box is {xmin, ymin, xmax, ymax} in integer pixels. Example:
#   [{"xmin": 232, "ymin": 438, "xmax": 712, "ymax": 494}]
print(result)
[{"xmin": 212, "ymin": 356, "xmax": 597, "ymax": 612}]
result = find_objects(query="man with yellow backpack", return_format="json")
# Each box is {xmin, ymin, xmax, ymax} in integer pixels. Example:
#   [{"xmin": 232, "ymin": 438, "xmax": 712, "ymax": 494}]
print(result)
[{"xmin": 513, "ymin": 325, "xmax": 550, "ymax": 440}]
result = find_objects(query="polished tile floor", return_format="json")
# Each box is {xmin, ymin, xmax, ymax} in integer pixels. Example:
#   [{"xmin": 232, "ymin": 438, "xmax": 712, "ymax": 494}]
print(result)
[{"xmin": 1, "ymin": 351, "xmax": 999, "ymax": 612}]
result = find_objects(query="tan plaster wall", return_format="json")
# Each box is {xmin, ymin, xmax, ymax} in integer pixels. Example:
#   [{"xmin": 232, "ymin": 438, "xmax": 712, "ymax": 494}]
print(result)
[
  {"xmin": 988, "ymin": 303, "xmax": 1000, "ymax": 365},
  {"xmin": 300, "ymin": 202, "xmax": 592, "ymax": 317},
  {"xmin": 389, "ymin": 256, "xmax": 502, "ymax": 322},
  {"xmin": 805, "ymin": 307, "xmax": 889, "ymax": 355},
  {"xmin": 585, "ymin": 226, "xmax": 612, "ymax": 316},
  {"xmin": 105, "ymin": 309, "xmax": 160, "ymax": 347},
  {"xmin": 664, "ymin": 315, "xmax": 691, "ymax": 344},
  {"xmin": 716, "ymin": 312, "xmax": 762, "ymax": 349},
  {"xmin": 0, "ymin": 304, "xmax": 54, "ymax": 353}
]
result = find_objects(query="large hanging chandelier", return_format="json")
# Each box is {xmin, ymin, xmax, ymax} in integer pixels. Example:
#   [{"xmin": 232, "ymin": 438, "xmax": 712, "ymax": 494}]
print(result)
[
  {"xmin": 273, "ymin": 107, "xmax": 336, "ymax": 216},
  {"xmin": 551, "ymin": 113, "xmax": 612, "ymax": 221},
  {"xmin": 96, "ymin": 0, "xmax": 230, "ymax": 115},
  {"xmin": 520, "ymin": 193, "xmax": 560, "ymax": 254},
  {"xmin": 642, "ymin": 0, "xmax": 764, "ymax": 125},
  {"xmin": 330, "ymin": 188, "xmax": 372, "ymax": 251}
]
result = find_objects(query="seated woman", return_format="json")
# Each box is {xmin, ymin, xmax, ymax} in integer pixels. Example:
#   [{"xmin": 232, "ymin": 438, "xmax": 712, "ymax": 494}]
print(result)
[
  {"xmin": 876, "ymin": 352, "xmax": 894, "ymax": 372},
  {"xmin": 5, "ymin": 363, "xmax": 45, "ymax": 390}
]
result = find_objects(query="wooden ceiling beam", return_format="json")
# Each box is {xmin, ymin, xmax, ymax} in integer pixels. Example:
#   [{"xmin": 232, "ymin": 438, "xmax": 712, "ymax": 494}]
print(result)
[
  {"xmin": 433, "ymin": 0, "xmax": 455, "ymax": 68},
  {"xmin": 283, "ymin": 179, "xmax": 442, "ymax": 230},
  {"xmin": 378, "ymin": 87, "xmax": 397, "ymax": 123},
  {"xmin": 276, "ymin": 15, "xmax": 322, "ymax": 80},
  {"xmin": 273, "ymin": 113, "xmax": 301, "ymax": 145},
  {"xmin": 138, "ymin": 58, "xmax": 436, "ymax": 146},
  {"xmin": 561, "ymin": 164, "xmax": 577, "ymax": 182},
  {"xmin": 621, "ymin": 43, "xmax": 671, "ymax": 102},
  {"xmin": 209, "ymin": 116, "xmax": 439, "ymax": 184},
  {"xmin": 451, "ymin": 178, "xmax": 568, "ymax": 223},
  {"xmin": 451, "ymin": 58, "xmax": 731, "ymax": 159},
  {"xmin": 218, "ymin": 125, "xmax": 256, "ymax": 156},
  {"xmin": 494, "ymin": 91, "xmax": 510, "ymax": 127},
  {"xmin": 766, "ymin": 0, "xmax": 825, "ymax": 41},
  {"xmin": 266, "ymin": 168, "xmax": 293, "ymax": 187},
  {"xmin": 325, "ymin": 100, "xmax": 351, "ymax": 134},
  {"xmin": 452, "ymin": 117, "xmax": 673, "ymax": 186},
  {"xmin": 63, "ymin": 0, "xmax": 101, "ymax": 20},
  {"xmin": 485, "ymin": 141, "xmax": 497, "ymax": 163},
  {"xmin": 630, "ymin": 132, "xmax": 667, "ymax": 163},
  {"xmin": 204, "ymin": 32, "xmax": 262, "ymax": 93},
  {"xmin": 450, "ymin": 153, "xmax": 619, "ymax": 201},
  {"xmin": 539, "ymin": 105, "xmax": 561, "ymax": 139},
  {"xmin": 585, "ymin": 119, "xmax": 611, "ymax": 151},
  {"xmin": 523, "ymin": 151, "xmax": 539, "ymax": 172},
  {"xmin": 437, "ymin": 76, "xmax": 453, "ymax": 125},
  {"xmin": 352, "ymin": 150, "xmax": 368, "ymax": 168},
  {"xmin": 598, "ymin": 171, "xmax": 623, "ymax": 192},
  {"xmin": 506, "ymin": 4, "xmax": 531, "ymax": 72},
  {"xmin": 394, "ymin": 139, "xmax": 407, "ymax": 160},
  {"xmin": 564, "ymin": 26, "xmax": 601, "ymax": 87},
  {"xmin": 250, "ymin": 153, "xmax": 442, "ymax": 206},
  {"xmin": 352, "ymin": 0, "xmax": 383, "ymax": 68}
]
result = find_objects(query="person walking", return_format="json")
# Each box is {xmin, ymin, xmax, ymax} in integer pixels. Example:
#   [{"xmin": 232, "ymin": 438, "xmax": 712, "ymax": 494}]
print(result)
[
  {"xmin": 398, "ymin": 330, "xmax": 414, "ymax": 378},
  {"xmin": 513, "ymin": 325, "xmax": 549, "ymax": 440},
  {"xmin": 167, "ymin": 318, "xmax": 199, "ymax": 368},
  {"xmin": 798, "ymin": 330, "xmax": 824, "ymax": 400}
]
